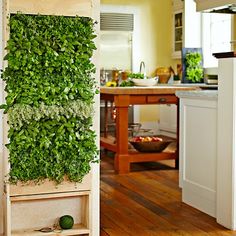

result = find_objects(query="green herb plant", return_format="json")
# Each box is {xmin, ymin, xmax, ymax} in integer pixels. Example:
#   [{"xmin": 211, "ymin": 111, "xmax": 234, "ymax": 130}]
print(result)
[
  {"xmin": 185, "ymin": 52, "xmax": 203, "ymax": 82},
  {"xmin": 127, "ymin": 72, "xmax": 144, "ymax": 79},
  {"xmin": 119, "ymin": 80, "xmax": 135, "ymax": 87},
  {"xmin": 2, "ymin": 13, "xmax": 98, "ymax": 184}
]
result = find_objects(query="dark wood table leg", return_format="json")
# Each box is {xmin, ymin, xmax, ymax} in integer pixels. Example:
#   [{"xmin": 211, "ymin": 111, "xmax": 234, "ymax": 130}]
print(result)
[{"xmin": 114, "ymin": 95, "xmax": 130, "ymax": 174}]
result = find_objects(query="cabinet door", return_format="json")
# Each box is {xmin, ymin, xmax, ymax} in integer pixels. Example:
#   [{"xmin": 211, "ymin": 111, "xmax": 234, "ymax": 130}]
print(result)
[
  {"xmin": 159, "ymin": 105, "xmax": 177, "ymax": 137},
  {"xmin": 172, "ymin": 10, "xmax": 183, "ymax": 59}
]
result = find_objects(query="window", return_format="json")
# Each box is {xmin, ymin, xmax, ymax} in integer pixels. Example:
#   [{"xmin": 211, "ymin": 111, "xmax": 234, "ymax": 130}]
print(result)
[{"xmin": 202, "ymin": 13, "xmax": 232, "ymax": 68}]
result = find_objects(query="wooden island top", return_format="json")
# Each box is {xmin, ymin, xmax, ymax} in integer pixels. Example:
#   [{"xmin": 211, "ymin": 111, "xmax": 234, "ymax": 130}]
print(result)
[
  {"xmin": 100, "ymin": 85, "xmax": 200, "ymax": 174},
  {"xmin": 100, "ymin": 85, "xmax": 200, "ymax": 95}
]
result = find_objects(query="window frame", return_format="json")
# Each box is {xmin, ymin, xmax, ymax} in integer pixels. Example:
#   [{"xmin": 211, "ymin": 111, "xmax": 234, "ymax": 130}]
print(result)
[{"xmin": 201, "ymin": 13, "xmax": 233, "ymax": 68}]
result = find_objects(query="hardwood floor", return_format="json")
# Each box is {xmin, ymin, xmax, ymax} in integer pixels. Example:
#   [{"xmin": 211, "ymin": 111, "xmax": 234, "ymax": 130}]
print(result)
[{"xmin": 100, "ymin": 151, "xmax": 236, "ymax": 236}]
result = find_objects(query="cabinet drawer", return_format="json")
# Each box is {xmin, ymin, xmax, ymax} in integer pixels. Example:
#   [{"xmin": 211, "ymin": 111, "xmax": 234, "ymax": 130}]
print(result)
[{"xmin": 147, "ymin": 95, "xmax": 178, "ymax": 104}]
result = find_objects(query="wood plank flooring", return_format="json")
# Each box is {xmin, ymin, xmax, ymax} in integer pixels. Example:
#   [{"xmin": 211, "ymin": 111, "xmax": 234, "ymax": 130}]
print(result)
[{"xmin": 100, "ymin": 151, "xmax": 236, "ymax": 236}]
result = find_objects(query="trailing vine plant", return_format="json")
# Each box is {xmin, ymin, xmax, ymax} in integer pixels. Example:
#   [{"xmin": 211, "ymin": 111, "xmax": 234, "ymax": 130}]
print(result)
[{"xmin": 1, "ymin": 13, "xmax": 98, "ymax": 184}]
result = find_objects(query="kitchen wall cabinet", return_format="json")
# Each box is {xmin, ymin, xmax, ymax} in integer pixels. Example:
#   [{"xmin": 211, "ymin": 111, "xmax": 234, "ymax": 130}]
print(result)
[
  {"xmin": 172, "ymin": 0, "xmax": 184, "ymax": 58},
  {"xmin": 172, "ymin": 0, "xmax": 201, "ymax": 59},
  {"xmin": 172, "ymin": 10, "xmax": 183, "ymax": 58}
]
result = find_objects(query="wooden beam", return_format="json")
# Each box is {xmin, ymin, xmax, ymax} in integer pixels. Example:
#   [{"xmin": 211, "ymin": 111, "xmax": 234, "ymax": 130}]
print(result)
[{"xmin": 9, "ymin": 0, "xmax": 92, "ymax": 17}]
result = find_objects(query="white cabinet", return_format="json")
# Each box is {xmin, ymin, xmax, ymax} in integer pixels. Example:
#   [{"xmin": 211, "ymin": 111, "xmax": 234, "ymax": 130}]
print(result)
[
  {"xmin": 172, "ymin": 0, "xmax": 201, "ymax": 59},
  {"xmin": 172, "ymin": 0, "xmax": 184, "ymax": 58},
  {"xmin": 177, "ymin": 90, "xmax": 218, "ymax": 217},
  {"xmin": 159, "ymin": 105, "xmax": 177, "ymax": 138},
  {"xmin": 172, "ymin": 10, "xmax": 183, "ymax": 58}
]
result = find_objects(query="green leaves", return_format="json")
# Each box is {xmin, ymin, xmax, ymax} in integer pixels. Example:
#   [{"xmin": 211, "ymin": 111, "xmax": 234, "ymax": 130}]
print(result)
[
  {"xmin": 2, "ymin": 13, "xmax": 98, "ymax": 184},
  {"xmin": 8, "ymin": 118, "xmax": 98, "ymax": 184},
  {"xmin": 127, "ymin": 73, "xmax": 144, "ymax": 79},
  {"xmin": 185, "ymin": 52, "xmax": 203, "ymax": 82},
  {"xmin": 2, "ymin": 13, "xmax": 97, "ymax": 109},
  {"xmin": 7, "ymin": 100, "xmax": 94, "ymax": 130}
]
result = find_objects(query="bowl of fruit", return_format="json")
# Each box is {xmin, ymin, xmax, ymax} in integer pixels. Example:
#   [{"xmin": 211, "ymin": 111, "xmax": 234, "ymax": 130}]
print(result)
[{"xmin": 130, "ymin": 136, "xmax": 172, "ymax": 153}]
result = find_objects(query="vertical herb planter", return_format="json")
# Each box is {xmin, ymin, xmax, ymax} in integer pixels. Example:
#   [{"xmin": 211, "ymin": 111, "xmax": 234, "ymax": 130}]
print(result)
[
  {"xmin": 2, "ymin": 13, "xmax": 98, "ymax": 185},
  {"xmin": 181, "ymin": 48, "xmax": 204, "ymax": 83},
  {"xmin": 2, "ymin": 1, "xmax": 100, "ymax": 235}
]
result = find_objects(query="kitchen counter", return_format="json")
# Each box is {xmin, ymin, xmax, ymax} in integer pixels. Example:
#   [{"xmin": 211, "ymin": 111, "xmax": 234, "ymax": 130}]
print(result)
[
  {"xmin": 176, "ymin": 90, "xmax": 218, "ymax": 100},
  {"xmin": 100, "ymin": 85, "xmax": 200, "ymax": 95},
  {"xmin": 100, "ymin": 85, "xmax": 199, "ymax": 174}
]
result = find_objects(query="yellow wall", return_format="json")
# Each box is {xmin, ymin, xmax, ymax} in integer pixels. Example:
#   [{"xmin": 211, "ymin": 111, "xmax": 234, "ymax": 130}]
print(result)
[{"xmin": 101, "ymin": 0, "xmax": 175, "ymax": 122}]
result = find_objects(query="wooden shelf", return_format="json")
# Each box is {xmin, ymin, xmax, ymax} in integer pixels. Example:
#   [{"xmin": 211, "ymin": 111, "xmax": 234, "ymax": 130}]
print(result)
[
  {"xmin": 11, "ymin": 190, "xmax": 90, "ymax": 202},
  {"xmin": 12, "ymin": 224, "xmax": 90, "ymax": 236},
  {"xmin": 9, "ymin": 0, "xmax": 92, "ymax": 17},
  {"xmin": 10, "ymin": 173, "xmax": 91, "ymax": 197},
  {"xmin": 175, "ymin": 25, "xmax": 183, "ymax": 29}
]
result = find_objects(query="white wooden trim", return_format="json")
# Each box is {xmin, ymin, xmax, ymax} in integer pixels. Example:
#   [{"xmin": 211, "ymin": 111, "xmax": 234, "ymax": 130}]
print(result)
[
  {"xmin": 10, "ymin": 190, "xmax": 90, "ymax": 202},
  {"xmin": 195, "ymin": 0, "xmax": 236, "ymax": 12},
  {"xmin": 2, "ymin": 0, "xmax": 10, "ymax": 234},
  {"xmin": 9, "ymin": 0, "xmax": 92, "ymax": 17},
  {"xmin": 91, "ymin": 0, "xmax": 100, "ymax": 235},
  {"xmin": 10, "ymin": 174, "xmax": 91, "ymax": 197},
  {"xmin": 11, "ymin": 224, "xmax": 90, "ymax": 236},
  {"xmin": 217, "ymin": 58, "xmax": 236, "ymax": 229}
]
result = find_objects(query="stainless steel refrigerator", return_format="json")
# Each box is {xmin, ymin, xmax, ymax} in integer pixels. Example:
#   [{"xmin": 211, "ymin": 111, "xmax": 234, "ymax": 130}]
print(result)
[{"xmin": 100, "ymin": 12, "xmax": 134, "ymax": 137}]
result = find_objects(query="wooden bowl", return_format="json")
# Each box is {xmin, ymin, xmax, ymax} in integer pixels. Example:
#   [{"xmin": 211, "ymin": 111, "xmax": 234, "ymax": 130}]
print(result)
[{"xmin": 130, "ymin": 140, "xmax": 172, "ymax": 153}]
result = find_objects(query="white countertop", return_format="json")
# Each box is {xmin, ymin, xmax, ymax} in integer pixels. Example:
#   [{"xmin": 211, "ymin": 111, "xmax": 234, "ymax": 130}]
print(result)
[{"xmin": 176, "ymin": 90, "xmax": 218, "ymax": 100}]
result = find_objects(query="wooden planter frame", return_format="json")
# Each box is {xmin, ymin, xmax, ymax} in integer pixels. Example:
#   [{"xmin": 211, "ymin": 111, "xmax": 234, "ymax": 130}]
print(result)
[{"xmin": 2, "ymin": 0, "xmax": 98, "ymax": 235}]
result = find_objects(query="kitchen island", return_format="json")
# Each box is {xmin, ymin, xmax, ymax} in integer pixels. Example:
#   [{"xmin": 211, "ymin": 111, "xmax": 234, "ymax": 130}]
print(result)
[
  {"xmin": 100, "ymin": 86, "xmax": 199, "ymax": 174},
  {"xmin": 176, "ymin": 90, "xmax": 218, "ymax": 217}
]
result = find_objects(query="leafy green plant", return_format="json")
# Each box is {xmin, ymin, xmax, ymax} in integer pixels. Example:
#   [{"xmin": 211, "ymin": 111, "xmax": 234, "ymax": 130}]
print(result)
[
  {"xmin": 7, "ymin": 100, "xmax": 94, "ymax": 130},
  {"xmin": 2, "ymin": 13, "xmax": 98, "ymax": 184},
  {"xmin": 7, "ymin": 117, "xmax": 98, "ymax": 184},
  {"xmin": 3, "ymin": 14, "xmax": 98, "ymax": 110},
  {"xmin": 185, "ymin": 52, "xmax": 203, "ymax": 82},
  {"xmin": 119, "ymin": 80, "xmax": 135, "ymax": 87},
  {"xmin": 127, "ymin": 72, "xmax": 144, "ymax": 79}
]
